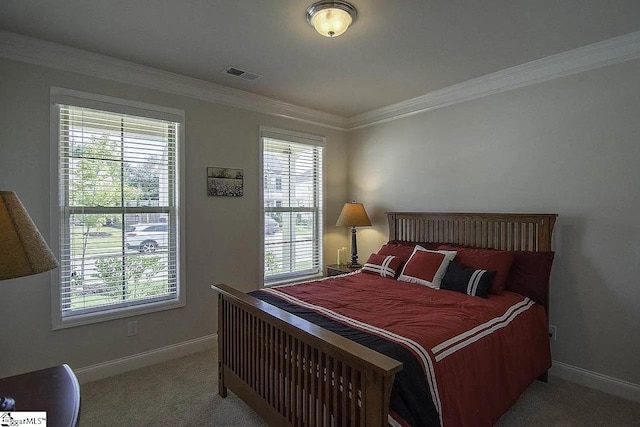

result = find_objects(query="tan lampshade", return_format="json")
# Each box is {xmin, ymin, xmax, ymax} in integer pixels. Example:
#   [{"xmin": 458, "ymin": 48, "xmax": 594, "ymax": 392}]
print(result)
[
  {"xmin": 336, "ymin": 202, "xmax": 372, "ymax": 227},
  {"xmin": 0, "ymin": 191, "xmax": 58, "ymax": 280}
]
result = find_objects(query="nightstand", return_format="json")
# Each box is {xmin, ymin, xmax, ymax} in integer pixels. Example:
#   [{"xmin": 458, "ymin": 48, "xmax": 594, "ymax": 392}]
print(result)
[
  {"xmin": 0, "ymin": 364, "xmax": 80, "ymax": 427},
  {"xmin": 326, "ymin": 264, "xmax": 361, "ymax": 277}
]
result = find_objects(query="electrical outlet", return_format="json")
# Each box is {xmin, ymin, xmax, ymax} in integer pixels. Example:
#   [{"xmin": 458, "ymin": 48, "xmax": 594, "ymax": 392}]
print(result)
[
  {"xmin": 548, "ymin": 324, "xmax": 557, "ymax": 341},
  {"xmin": 127, "ymin": 321, "xmax": 138, "ymax": 336}
]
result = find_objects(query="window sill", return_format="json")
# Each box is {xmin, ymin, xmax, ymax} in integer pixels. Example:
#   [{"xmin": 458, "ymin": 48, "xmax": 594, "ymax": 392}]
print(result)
[{"xmin": 52, "ymin": 298, "xmax": 185, "ymax": 330}]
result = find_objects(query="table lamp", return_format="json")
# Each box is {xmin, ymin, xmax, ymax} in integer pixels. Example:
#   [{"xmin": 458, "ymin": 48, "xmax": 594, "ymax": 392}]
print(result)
[
  {"xmin": 0, "ymin": 191, "xmax": 59, "ymax": 411},
  {"xmin": 336, "ymin": 201, "xmax": 371, "ymax": 267}
]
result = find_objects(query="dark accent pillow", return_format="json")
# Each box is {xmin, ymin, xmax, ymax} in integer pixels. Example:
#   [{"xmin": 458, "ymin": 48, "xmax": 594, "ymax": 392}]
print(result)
[
  {"xmin": 437, "ymin": 245, "xmax": 514, "ymax": 294},
  {"xmin": 361, "ymin": 253, "xmax": 404, "ymax": 278},
  {"xmin": 441, "ymin": 261, "xmax": 496, "ymax": 298},
  {"xmin": 505, "ymin": 251, "xmax": 555, "ymax": 307}
]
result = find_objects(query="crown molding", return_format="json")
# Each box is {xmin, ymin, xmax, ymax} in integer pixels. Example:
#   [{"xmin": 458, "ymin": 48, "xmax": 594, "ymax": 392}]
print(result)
[
  {"xmin": 347, "ymin": 30, "xmax": 640, "ymax": 130},
  {"xmin": 2, "ymin": 29, "xmax": 640, "ymax": 133},
  {"xmin": 0, "ymin": 30, "xmax": 349, "ymax": 131}
]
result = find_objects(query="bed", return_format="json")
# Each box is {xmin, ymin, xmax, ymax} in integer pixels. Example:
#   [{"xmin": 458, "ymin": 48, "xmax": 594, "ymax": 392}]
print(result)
[{"xmin": 212, "ymin": 212, "xmax": 557, "ymax": 426}]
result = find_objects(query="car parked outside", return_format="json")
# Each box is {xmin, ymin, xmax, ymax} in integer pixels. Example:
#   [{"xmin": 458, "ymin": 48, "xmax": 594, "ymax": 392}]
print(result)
[
  {"xmin": 125, "ymin": 223, "xmax": 168, "ymax": 252},
  {"xmin": 265, "ymin": 216, "xmax": 280, "ymax": 235}
]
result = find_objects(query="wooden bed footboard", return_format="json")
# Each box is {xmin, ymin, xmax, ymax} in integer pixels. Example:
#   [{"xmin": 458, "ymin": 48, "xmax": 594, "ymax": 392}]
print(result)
[{"xmin": 212, "ymin": 284, "xmax": 403, "ymax": 427}]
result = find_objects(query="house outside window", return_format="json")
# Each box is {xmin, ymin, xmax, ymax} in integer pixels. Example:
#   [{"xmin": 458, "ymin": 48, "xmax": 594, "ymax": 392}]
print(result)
[
  {"xmin": 261, "ymin": 127, "xmax": 324, "ymax": 284},
  {"xmin": 51, "ymin": 88, "xmax": 185, "ymax": 328}
]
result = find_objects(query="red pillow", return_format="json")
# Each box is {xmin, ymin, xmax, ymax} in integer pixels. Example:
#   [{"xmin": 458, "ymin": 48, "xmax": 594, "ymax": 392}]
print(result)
[
  {"xmin": 437, "ymin": 245, "xmax": 514, "ymax": 294},
  {"xmin": 377, "ymin": 242, "xmax": 416, "ymax": 262},
  {"xmin": 398, "ymin": 247, "xmax": 456, "ymax": 288},
  {"xmin": 387, "ymin": 240, "xmax": 441, "ymax": 250},
  {"xmin": 361, "ymin": 253, "xmax": 404, "ymax": 278},
  {"xmin": 377, "ymin": 240, "xmax": 440, "ymax": 262},
  {"xmin": 505, "ymin": 251, "xmax": 555, "ymax": 307}
]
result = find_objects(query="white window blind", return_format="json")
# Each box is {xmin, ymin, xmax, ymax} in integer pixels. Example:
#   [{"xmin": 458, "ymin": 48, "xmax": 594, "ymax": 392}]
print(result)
[
  {"xmin": 262, "ymin": 132, "xmax": 323, "ymax": 284},
  {"xmin": 57, "ymin": 104, "xmax": 180, "ymax": 318}
]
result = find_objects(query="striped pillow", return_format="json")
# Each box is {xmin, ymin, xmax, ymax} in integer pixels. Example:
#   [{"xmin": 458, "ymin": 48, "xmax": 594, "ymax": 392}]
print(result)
[
  {"xmin": 362, "ymin": 254, "xmax": 404, "ymax": 278},
  {"xmin": 437, "ymin": 245, "xmax": 514, "ymax": 294},
  {"xmin": 440, "ymin": 261, "xmax": 496, "ymax": 298}
]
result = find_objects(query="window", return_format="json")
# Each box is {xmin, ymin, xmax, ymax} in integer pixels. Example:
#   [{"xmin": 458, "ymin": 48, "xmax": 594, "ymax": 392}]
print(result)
[
  {"xmin": 52, "ymin": 89, "xmax": 184, "ymax": 327},
  {"xmin": 261, "ymin": 128, "xmax": 324, "ymax": 284}
]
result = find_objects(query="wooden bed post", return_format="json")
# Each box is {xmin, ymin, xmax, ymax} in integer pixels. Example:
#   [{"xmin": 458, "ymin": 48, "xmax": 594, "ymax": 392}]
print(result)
[
  {"xmin": 387, "ymin": 213, "xmax": 397, "ymax": 244},
  {"xmin": 538, "ymin": 216, "xmax": 556, "ymax": 251},
  {"xmin": 218, "ymin": 293, "xmax": 228, "ymax": 398},
  {"xmin": 364, "ymin": 371, "xmax": 395, "ymax": 427}
]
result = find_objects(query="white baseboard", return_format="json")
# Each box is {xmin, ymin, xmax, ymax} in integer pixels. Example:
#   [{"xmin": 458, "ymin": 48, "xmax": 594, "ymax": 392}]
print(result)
[
  {"xmin": 74, "ymin": 334, "xmax": 217, "ymax": 384},
  {"xmin": 550, "ymin": 360, "xmax": 640, "ymax": 403},
  {"xmin": 72, "ymin": 338, "xmax": 640, "ymax": 403}
]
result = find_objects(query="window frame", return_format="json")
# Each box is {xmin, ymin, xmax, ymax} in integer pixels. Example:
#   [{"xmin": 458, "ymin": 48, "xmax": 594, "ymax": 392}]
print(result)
[
  {"xmin": 259, "ymin": 126, "xmax": 325, "ymax": 286},
  {"xmin": 49, "ymin": 87, "xmax": 186, "ymax": 329}
]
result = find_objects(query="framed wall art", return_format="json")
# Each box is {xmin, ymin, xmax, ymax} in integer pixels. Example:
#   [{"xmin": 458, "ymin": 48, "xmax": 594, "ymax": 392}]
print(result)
[{"xmin": 207, "ymin": 167, "xmax": 243, "ymax": 197}]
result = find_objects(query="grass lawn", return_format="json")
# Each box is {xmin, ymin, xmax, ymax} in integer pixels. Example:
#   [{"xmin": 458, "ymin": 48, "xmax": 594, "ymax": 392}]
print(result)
[
  {"xmin": 70, "ymin": 225, "xmax": 124, "ymax": 256},
  {"xmin": 295, "ymin": 225, "xmax": 313, "ymax": 236},
  {"xmin": 67, "ymin": 227, "xmax": 171, "ymax": 311},
  {"xmin": 69, "ymin": 278, "xmax": 169, "ymax": 310}
]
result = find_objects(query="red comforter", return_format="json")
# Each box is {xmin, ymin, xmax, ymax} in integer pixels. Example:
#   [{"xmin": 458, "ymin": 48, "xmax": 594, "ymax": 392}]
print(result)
[{"xmin": 260, "ymin": 272, "xmax": 551, "ymax": 426}]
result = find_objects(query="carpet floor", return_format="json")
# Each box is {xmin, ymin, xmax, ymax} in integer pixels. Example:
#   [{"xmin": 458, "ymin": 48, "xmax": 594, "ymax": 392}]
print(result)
[{"xmin": 80, "ymin": 350, "xmax": 640, "ymax": 426}]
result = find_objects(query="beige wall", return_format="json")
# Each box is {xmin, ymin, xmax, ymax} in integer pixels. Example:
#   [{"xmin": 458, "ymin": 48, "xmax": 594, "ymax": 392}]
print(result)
[
  {"xmin": 2, "ymin": 52, "xmax": 639, "ymax": 388},
  {"xmin": 348, "ymin": 59, "xmax": 640, "ymax": 384},
  {"xmin": 0, "ymin": 58, "xmax": 348, "ymax": 376}
]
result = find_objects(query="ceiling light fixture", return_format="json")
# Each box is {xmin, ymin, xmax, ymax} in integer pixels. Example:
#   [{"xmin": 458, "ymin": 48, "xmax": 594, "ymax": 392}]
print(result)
[{"xmin": 306, "ymin": 1, "xmax": 358, "ymax": 38}]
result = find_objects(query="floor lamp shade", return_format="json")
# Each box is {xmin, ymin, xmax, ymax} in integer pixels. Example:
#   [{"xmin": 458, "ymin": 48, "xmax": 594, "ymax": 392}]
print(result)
[{"xmin": 0, "ymin": 191, "xmax": 58, "ymax": 280}]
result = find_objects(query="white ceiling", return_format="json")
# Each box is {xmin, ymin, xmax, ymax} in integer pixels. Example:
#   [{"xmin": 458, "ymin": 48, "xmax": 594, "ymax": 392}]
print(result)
[{"xmin": 1, "ymin": 0, "xmax": 639, "ymax": 118}]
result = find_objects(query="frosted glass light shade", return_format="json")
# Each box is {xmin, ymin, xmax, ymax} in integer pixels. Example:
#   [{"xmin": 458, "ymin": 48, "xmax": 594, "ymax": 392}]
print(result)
[
  {"xmin": 306, "ymin": 1, "xmax": 358, "ymax": 38},
  {"xmin": 311, "ymin": 8, "xmax": 352, "ymax": 37}
]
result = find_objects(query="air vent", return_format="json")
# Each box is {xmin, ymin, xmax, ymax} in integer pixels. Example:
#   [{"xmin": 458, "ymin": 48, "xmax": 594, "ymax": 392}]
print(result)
[{"xmin": 223, "ymin": 66, "xmax": 262, "ymax": 81}]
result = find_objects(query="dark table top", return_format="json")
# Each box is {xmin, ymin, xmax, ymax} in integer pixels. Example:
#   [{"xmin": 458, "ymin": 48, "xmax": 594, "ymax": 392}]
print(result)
[{"xmin": 0, "ymin": 364, "xmax": 80, "ymax": 427}]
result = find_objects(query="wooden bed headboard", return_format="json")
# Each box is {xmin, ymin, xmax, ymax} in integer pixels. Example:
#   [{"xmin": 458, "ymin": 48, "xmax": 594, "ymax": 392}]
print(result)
[{"xmin": 388, "ymin": 212, "xmax": 557, "ymax": 252}]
